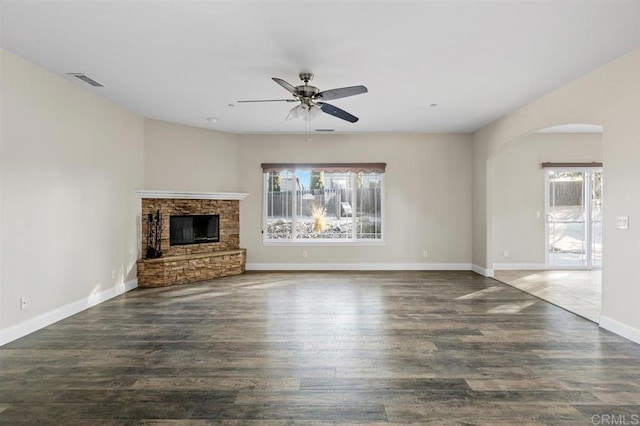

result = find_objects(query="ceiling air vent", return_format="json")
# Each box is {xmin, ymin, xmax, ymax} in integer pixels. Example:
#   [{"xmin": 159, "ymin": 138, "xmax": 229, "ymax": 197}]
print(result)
[
  {"xmin": 315, "ymin": 129, "xmax": 334, "ymax": 132},
  {"xmin": 67, "ymin": 73, "xmax": 104, "ymax": 87}
]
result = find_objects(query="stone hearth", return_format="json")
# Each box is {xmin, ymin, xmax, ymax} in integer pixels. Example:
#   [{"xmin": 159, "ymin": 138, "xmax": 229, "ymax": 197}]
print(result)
[{"xmin": 136, "ymin": 190, "xmax": 248, "ymax": 287}]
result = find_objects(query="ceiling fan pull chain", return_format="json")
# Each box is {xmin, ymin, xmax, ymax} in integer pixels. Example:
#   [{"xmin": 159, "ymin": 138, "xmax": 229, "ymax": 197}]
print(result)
[{"xmin": 305, "ymin": 117, "xmax": 312, "ymax": 141}]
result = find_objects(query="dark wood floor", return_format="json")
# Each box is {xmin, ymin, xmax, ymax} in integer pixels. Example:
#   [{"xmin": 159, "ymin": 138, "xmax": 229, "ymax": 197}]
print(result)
[{"xmin": 1, "ymin": 271, "xmax": 639, "ymax": 424}]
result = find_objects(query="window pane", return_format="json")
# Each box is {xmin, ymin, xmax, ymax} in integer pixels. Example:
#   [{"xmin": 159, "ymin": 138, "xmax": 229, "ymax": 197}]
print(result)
[
  {"xmin": 356, "ymin": 172, "xmax": 382, "ymax": 239},
  {"xmin": 264, "ymin": 169, "xmax": 383, "ymax": 242},
  {"xmin": 295, "ymin": 171, "xmax": 353, "ymax": 239},
  {"xmin": 266, "ymin": 170, "xmax": 293, "ymax": 239}
]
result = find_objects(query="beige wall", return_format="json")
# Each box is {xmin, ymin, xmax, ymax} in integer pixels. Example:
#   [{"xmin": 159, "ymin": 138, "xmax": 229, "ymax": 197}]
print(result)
[
  {"xmin": 492, "ymin": 133, "xmax": 602, "ymax": 265},
  {"xmin": 143, "ymin": 124, "xmax": 473, "ymax": 267},
  {"xmin": 0, "ymin": 50, "xmax": 144, "ymax": 334},
  {"xmin": 237, "ymin": 133, "xmax": 472, "ymax": 266},
  {"xmin": 144, "ymin": 119, "xmax": 240, "ymax": 192},
  {"xmin": 473, "ymin": 48, "xmax": 640, "ymax": 340}
]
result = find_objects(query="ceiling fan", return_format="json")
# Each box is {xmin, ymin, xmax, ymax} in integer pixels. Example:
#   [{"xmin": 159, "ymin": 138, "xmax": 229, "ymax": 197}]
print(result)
[{"xmin": 237, "ymin": 72, "xmax": 367, "ymax": 123}]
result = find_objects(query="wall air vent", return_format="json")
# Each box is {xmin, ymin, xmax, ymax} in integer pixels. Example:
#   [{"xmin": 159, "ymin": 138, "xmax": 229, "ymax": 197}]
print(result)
[
  {"xmin": 315, "ymin": 129, "xmax": 334, "ymax": 132},
  {"xmin": 67, "ymin": 73, "xmax": 104, "ymax": 87}
]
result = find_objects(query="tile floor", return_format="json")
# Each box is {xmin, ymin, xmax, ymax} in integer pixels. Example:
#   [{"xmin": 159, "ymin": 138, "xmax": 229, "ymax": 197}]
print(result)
[{"xmin": 494, "ymin": 270, "xmax": 601, "ymax": 322}]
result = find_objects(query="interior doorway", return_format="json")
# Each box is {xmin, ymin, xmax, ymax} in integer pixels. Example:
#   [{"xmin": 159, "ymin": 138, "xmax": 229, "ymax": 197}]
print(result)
[
  {"xmin": 490, "ymin": 124, "xmax": 603, "ymax": 322},
  {"xmin": 545, "ymin": 168, "xmax": 603, "ymax": 268}
]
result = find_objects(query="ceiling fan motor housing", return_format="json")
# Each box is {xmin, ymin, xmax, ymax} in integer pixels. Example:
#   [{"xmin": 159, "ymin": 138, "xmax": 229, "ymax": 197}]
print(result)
[
  {"xmin": 295, "ymin": 85, "xmax": 319, "ymax": 99},
  {"xmin": 296, "ymin": 72, "xmax": 318, "ymax": 100}
]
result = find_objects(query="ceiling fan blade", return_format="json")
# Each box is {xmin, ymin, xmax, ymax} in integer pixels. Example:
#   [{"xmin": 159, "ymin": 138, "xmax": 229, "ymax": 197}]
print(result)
[
  {"xmin": 237, "ymin": 99, "xmax": 297, "ymax": 103},
  {"xmin": 317, "ymin": 102, "xmax": 359, "ymax": 123},
  {"xmin": 272, "ymin": 78, "xmax": 299, "ymax": 95},
  {"xmin": 314, "ymin": 85, "xmax": 368, "ymax": 101}
]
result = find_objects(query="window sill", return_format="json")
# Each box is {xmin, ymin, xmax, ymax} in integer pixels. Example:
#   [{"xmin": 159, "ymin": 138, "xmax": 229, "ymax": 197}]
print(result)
[{"xmin": 263, "ymin": 240, "xmax": 386, "ymax": 247}]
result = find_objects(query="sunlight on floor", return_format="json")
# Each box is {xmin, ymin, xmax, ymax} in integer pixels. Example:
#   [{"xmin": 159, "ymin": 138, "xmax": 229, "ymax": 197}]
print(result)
[{"xmin": 493, "ymin": 270, "xmax": 601, "ymax": 322}]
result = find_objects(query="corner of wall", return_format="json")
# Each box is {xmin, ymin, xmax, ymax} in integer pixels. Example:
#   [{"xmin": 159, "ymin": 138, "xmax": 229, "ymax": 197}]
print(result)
[
  {"xmin": 471, "ymin": 264, "xmax": 494, "ymax": 277},
  {"xmin": 599, "ymin": 315, "xmax": 640, "ymax": 345}
]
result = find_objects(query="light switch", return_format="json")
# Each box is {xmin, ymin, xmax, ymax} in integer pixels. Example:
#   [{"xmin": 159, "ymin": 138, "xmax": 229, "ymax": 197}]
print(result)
[{"xmin": 616, "ymin": 216, "xmax": 629, "ymax": 230}]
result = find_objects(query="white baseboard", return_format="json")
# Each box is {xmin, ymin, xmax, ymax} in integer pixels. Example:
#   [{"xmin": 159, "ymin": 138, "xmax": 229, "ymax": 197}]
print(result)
[
  {"xmin": 0, "ymin": 279, "xmax": 138, "ymax": 347},
  {"xmin": 493, "ymin": 263, "xmax": 546, "ymax": 271},
  {"xmin": 599, "ymin": 315, "xmax": 640, "ymax": 344},
  {"xmin": 471, "ymin": 264, "xmax": 494, "ymax": 277},
  {"xmin": 246, "ymin": 263, "xmax": 472, "ymax": 271}
]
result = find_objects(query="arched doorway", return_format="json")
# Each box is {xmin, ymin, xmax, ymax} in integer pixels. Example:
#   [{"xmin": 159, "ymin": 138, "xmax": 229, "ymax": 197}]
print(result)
[{"xmin": 489, "ymin": 123, "xmax": 603, "ymax": 322}]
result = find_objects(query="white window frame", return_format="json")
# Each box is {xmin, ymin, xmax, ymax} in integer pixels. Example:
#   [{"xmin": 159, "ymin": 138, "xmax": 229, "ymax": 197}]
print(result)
[{"xmin": 262, "ymin": 170, "xmax": 385, "ymax": 246}]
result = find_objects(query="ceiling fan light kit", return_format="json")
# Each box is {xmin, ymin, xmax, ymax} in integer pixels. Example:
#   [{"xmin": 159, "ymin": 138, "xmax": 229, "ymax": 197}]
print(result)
[
  {"xmin": 286, "ymin": 103, "xmax": 322, "ymax": 122},
  {"xmin": 238, "ymin": 72, "xmax": 367, "ymax": 123}
]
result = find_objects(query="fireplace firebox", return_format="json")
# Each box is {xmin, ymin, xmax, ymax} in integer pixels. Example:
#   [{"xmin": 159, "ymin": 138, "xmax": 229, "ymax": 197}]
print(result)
[{"xmin": 170, "ymin": 215, "xmax": 220, "ymax": 246}]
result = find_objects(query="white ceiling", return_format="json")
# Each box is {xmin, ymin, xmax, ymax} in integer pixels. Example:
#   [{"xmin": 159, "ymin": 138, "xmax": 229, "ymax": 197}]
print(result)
[{"xmin": 2, "ymin": 1, "xmax": 639, "ymax": 134}]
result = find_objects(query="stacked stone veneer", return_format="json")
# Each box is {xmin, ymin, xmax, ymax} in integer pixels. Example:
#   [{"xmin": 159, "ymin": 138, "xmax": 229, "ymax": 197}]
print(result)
[
  {"xmin": 141, "ymin": 198, "xmax": 239, "ymax": 256},
  {"xmin": 137, "ymin": 250, "xmax": 246, "ymax": 288},
  {"xmin": 137, "ymin": 198, "xmax": 245, "ymax": 287}
]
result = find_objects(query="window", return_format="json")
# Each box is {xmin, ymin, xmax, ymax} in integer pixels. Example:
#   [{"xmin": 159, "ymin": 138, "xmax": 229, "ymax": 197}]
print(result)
[{"xmin": 262, "ymin": 163, "xmax": 385, "ymax": 244}]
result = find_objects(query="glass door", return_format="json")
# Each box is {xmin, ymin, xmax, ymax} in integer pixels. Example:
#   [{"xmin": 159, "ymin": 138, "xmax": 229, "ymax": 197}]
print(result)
[
  {"xmin": 546, "ymin": 169, "xmax": 602, "ymax": 268},
  {"xmin": 591, "ymin": 171, "xmax": 603, "ymax": 267}
]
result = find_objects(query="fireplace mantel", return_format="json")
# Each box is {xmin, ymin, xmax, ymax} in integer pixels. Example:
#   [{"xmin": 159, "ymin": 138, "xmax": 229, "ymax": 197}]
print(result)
[{"xmin": 136, "ymin": 190, "xmax": 249, "ymax": 200}]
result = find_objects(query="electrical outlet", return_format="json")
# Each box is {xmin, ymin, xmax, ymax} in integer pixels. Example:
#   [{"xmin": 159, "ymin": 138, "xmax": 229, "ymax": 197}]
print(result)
[
  {"xmin": 20, "ymin": 297, "xmax": 27, "ymax": 310},
  {"xmin": 616, "ymin": 216, "xmax": 629, "ymax": 230},
  {"xmin": 423, "ymin": 250, "xmax": 428, "ymax": 258},
  {"xmin": 111, "ymin": 270, "xmax": 116, "ymax": 279},
  {"xmin": 302, "ymin": 250, "xmax": 308, "ymax": 258},
  {"xmin": 503, "ymin": 250, "xmax": 509, "ymax": 258}
]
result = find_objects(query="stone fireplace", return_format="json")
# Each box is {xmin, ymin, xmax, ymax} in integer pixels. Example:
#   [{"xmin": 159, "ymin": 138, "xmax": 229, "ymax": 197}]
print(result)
[{"xmin": 136, "ymin": 190, "xmax": 248, "ymax": 288}]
